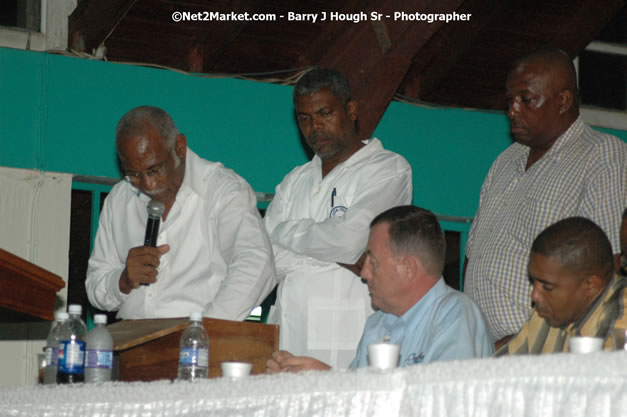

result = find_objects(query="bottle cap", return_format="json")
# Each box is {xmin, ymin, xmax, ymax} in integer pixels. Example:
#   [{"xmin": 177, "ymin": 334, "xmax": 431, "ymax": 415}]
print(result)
[
  {"xmin": 189, "ymin": 312, "xmax": 203, "ymax": 322},
  {"xmin": 68, "ymin": 304, "xmax": 82, "ymax": 315},
  {"xmin": 54, "ymin": 310, "xmax": 66, "ymax": 321},
  {"xmin": 94, "ymin": 314, "xmax": 108, "ymax": 325}
]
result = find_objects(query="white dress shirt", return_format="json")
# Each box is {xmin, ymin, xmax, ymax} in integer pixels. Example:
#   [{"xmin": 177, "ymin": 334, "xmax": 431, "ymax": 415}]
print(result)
[
  {"xmin": 264, "ymin": 138, "xmax": 413, "ymax": 368},
  {"xmin": 86, "ymin": 148, "xmax": 276, "ymax": 320}
]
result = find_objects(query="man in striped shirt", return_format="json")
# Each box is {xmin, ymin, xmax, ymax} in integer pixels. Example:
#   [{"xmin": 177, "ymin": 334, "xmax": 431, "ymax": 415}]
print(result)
[
  {"xmin": 497, "ymin": 217, "xmax": 627, "ymax": 355},
  {"xmin": 465, "ymin": 48, "xmax": 627, "ymax": 347},
  {"xmin": 620, "ymin": 208, "xmax": 627, "ymax": 277}
]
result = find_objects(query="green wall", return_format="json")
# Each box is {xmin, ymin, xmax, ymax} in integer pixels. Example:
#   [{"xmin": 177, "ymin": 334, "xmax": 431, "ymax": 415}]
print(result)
[
  {"xmin": 1, "ymin": 47, "xmax": 625, "ymax": 219},
  {"xmin": 375, "ymin": 103, "xmax": 512, "ymax": 218},
  {"xmin": 0, "ymin": 48, "xmax": 307, "ymax": 197},
  {"xmin": 375, "ymin": 103, "xmax": 627, "ymax": 218},
  {"xmin": 0, "ymin": 49, "xmax": 44, "ymax": 169}
]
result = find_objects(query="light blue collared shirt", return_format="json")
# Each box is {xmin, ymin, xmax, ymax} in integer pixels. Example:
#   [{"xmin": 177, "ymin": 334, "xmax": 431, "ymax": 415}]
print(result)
[{"xmin": 349, "ymin": 278, "xmax": 494, "ymax": 368}]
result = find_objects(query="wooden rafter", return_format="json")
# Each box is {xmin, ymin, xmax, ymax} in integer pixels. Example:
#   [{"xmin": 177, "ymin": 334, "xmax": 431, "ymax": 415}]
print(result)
[
  {"xmin": 302, "ymin": 0, "xmax": 466, "ymax": 138},
  {"xmin": 69, "ymin": 0, "xmax": 138, "ymax": 53},
  {"xmin": 400, "ymin": 0, "xmax": 516, "ymax": 100}
]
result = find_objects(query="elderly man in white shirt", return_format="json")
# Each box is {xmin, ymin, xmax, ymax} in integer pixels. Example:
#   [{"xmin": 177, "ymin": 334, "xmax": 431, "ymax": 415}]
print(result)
[
  {"xmin": 86, "ymin": 105, "xmax": 275, "ymax": 320},
  {"xmin": 264, "ymin": 68, "xmax": 412, "ymax": 368}
]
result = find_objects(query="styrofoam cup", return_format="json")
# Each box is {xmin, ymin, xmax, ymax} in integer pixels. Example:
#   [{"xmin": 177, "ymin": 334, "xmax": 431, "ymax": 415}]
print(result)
[
  {"xmin": 568, "ymin": 336, "xmax": 604, "ymax": 354},
  {"xmin": 368, "ymin": 343, "xmax": 400, "ymax": 369},
  {"xmin": 220, "ymin": 361, "xmax": 252, "ymax": 378}
]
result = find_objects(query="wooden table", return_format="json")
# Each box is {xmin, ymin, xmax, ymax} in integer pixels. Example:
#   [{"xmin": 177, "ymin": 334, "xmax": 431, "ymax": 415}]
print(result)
[{"xmin": 108, "ymin": 317, "xmax": 279, "ymax": 380}]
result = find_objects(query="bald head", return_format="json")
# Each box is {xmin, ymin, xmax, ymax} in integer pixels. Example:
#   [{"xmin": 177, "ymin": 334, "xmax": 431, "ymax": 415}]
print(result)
[
  {"xmin": 505, "ymin": 48, "xmax": 581, "ymax": 157},
  {"xmin": 512, "ymin": 48, "xmax": 579, "ymax": 115}
]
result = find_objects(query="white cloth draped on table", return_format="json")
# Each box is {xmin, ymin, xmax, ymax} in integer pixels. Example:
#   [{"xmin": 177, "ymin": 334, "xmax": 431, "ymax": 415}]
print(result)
[{"xmin": 2, "ymin": 352, "xmax": 626, "ymax": 417}]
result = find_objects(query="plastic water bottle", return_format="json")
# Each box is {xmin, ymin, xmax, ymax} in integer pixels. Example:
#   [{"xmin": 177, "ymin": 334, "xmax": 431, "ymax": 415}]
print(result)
[
  {"xmin": 43, "ymin": 311, "xmax": 69, "ymax": 384},
  {"xmin": 57, "ymin": 304, "xmax": 87, "ymax": 384},
  {"xmin": 177, "ymin": 312, "xmax": 209, "ymax": 381},
  {"xmin": 85, "ymin": 314, "xmax": 113, "ymax": 382}
]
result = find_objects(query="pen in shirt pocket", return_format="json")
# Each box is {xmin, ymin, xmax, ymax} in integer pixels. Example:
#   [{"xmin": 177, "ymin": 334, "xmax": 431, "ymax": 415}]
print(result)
[{"xmin": 331, "ymin": 187, "xmax": 337, "ymax": 207}]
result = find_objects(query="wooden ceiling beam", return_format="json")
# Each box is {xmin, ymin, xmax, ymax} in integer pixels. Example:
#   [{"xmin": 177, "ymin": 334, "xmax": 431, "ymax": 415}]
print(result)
[
  {"xmin": 187, "ymin": 0, "xmax": 265, "ymax": 73},
  {"xmin": 547, "ymin": 0, "xmax": 626, "ymax": 57},
  {"xmin": 420, "ymin": 0, "xmax": 627, "ymax": 110},
  {"xmin": 400, "ymin": 0, "xmax": 515, "ymax": 100},
  {"xmin": 68, "ymin": 0, "xmax": 138, "ymax": 53},
  {"xmin": 297, "ymin": 0, "xmax": 370, "ymax": 67},
  {"xmin": 303, "ymin": 0, "xmax": 466, "ymax": 138}
]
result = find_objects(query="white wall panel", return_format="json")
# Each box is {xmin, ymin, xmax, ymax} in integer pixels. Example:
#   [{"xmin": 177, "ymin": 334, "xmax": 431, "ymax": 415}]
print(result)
[{"xmin": 0, "ymin": 167, "xmax": 72, "ymax": 386}]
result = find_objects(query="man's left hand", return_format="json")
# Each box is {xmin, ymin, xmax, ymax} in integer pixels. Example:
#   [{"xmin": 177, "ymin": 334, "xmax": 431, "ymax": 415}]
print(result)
[{"xmin": 266, "ymin": 350, "xmax": 331, "ymax": 373}]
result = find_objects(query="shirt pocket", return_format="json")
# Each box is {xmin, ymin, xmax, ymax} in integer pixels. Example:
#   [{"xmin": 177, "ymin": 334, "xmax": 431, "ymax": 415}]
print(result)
[{"xmin": 509, "ymin": 185, "xmax": 569, "ymax": 245}]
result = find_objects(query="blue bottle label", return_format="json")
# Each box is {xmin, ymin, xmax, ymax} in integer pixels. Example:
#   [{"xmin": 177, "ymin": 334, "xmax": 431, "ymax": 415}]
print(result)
[
  {"xmin": 86, "ymin": 349, "xmax": 113, "ymax": 369},
  {"xmin": 58, "ymin": 340, "xmax": 86, "ymax": 374},
  {"xmin": 179, "ymin": 347, "xmax": 209, "ymax": 367}
]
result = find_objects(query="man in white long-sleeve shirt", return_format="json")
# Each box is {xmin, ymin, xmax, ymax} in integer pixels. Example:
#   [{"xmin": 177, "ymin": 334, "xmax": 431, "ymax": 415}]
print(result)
[
  {"xmin": 264, "ymin": 68, "xmax": 413, "ymax": 368},
  {"xmin": 86, "ymin": 106, "xmax": 275, "ymax": 320}
]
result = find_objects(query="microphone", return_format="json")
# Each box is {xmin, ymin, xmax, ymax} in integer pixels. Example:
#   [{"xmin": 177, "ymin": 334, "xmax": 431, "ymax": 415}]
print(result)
[{"xmin": 144, "ymin": 199, "xmax": 165, "ymax": 247}]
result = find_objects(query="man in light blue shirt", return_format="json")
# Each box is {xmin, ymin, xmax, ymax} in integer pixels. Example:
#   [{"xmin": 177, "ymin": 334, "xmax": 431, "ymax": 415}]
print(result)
[
  {"xmin": 350, "ymin": 276, "xmax": 493, "ymax": 368},
  {"xmin": 267, "ymin": 205, "xmax": 493, "ymax": 372}
]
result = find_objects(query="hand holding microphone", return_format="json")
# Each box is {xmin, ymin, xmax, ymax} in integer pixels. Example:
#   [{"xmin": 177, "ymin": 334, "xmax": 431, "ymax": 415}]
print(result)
[
  {"xmin": 119, "ymin": 200, "xmax": 170, "ymax": 294},
  {"xmin": 144, "ymin": 199, "xmax": 165, "ymax": 247}
]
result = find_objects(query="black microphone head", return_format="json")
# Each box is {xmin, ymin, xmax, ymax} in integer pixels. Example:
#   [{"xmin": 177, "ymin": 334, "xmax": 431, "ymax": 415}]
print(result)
[{"xmin": 146, "ymin": 199, "xmax": 165, "ymax": 218}]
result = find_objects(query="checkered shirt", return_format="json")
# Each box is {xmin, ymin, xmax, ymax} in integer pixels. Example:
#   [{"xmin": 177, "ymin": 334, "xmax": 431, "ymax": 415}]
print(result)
[{"xmin": 465, "ymin": 117, "xmax": 627, "ymax": 340}]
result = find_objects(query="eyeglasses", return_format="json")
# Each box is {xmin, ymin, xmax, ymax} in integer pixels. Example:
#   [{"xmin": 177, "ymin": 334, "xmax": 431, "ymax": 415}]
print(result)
[{"xmin": 124, "ymin": 151, "xmax": 172, "ymax": 184}]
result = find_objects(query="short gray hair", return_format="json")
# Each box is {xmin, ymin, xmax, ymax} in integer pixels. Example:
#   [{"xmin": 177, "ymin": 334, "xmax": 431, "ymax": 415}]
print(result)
[
  {"xmin": 371, "ymin": 205, "xmax": 446, "ymax": 277},
  {"xmin": 115, "ymin": 106, "xmax": 179, "ymax": 150},
  {"xmin": 293, "ymin": 68, "xmax": 352, "ymax": 105}
]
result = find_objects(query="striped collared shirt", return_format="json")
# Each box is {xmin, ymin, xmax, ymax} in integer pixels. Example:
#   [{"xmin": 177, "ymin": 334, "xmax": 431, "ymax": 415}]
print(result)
[
  {"xmin": 496, "ymin": 274, "xmax": 627, "ymax": 355},
  {"xmin": 465, "ymin": 117, "xmax": 627, "ymax": 340}
]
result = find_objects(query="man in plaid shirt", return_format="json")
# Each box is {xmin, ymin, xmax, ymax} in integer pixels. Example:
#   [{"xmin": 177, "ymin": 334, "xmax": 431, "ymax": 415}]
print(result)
[
  {"xmin": 465, "ymin": 48, "xmax": 627, "ymax": 347},
  {"xmin": 497, "ymin": 217, "xmax": 627, "ymax": 355}
]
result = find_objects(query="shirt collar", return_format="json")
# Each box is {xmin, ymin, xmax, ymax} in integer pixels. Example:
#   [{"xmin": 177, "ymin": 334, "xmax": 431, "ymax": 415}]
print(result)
[
  {"xmin": 178, "ymin": 147, "xmax": 202, "ymax": 199},
  {"xmin": 311, "ymin": 138, "xmax": 382, "ymax": 170},
  {"xmin": 542, "ymin": 115, "xmax": 584, "ymax": 162},
  {"xmin": 382, "ymin": 277, "xmax": 447, "ymax": 331},
  {"xmin": 566, "ymin": 273, "xmax": 619, "ymax": 334},
  {"xmin": 514, "ymin": 116, "xmax": 584, "ymax": 171},
  {"xmin": 401, "ymin": 277, "xmax": 446, "ymax": 323}
]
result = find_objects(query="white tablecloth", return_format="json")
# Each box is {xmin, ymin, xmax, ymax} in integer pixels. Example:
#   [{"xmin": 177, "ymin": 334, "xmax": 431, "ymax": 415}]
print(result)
[{"xmin": 2, "ymin": 351, "xmax": 627, "ymax": 417}]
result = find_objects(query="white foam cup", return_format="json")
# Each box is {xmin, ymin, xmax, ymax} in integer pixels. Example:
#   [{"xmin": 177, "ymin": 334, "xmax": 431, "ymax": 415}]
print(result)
[
  {"xmin": 568, "ymin": 336, "xmax": 604, "ymax": 354},
  {"xmin": 367, "ymin": 343, "xmax": 400, "ymax": 369},
  {"xmin": 220, "ymin": 361, "xmax": 252, "ymax": 378}
]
